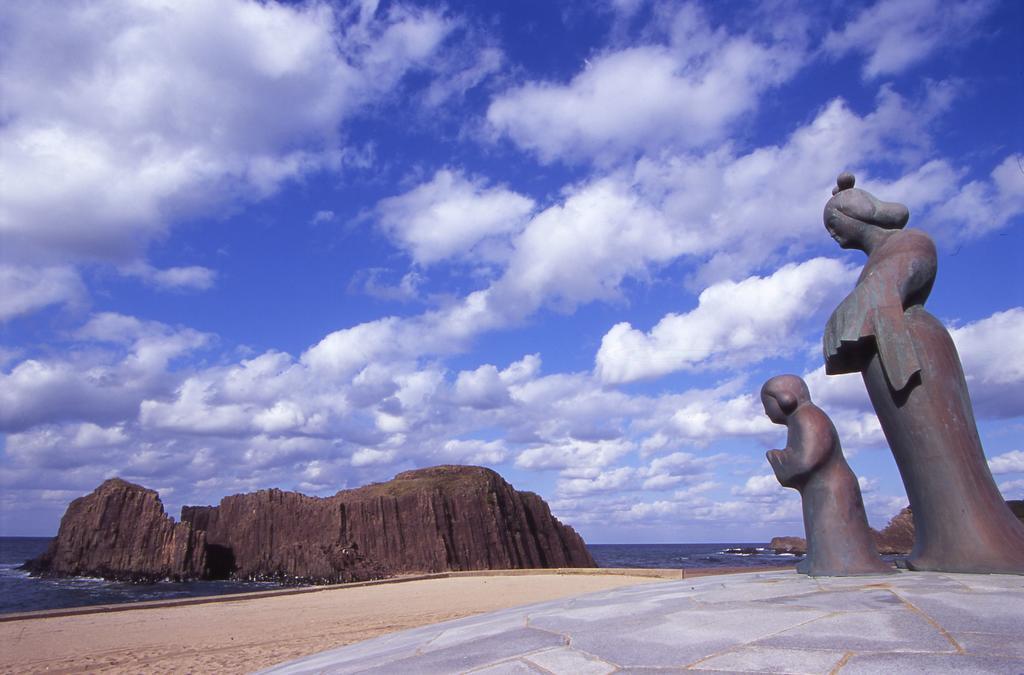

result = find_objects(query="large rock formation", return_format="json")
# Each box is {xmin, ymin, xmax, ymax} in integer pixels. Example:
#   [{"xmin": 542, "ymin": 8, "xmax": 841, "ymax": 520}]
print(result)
[
  {"xmin": 768, "ymin": 536, "xmax": 806, "ymax": 555},
  {"xmin": 25, "ymin": 466, "xmax": 594, "ymax": 584},
  {"xmin": 22, "ymin": 478, "xmax": 206, "ymax": 582},
  {"xmin": 872, "ymin": 506, "xmax": 915, "ymax": 555},
  {"xmin": 182, "ymin": 465, "xmax": 593, "ymax": 580},
  {"xmin": 770, "ymin": 500, "xmax": 1024, "ymax": 556}
]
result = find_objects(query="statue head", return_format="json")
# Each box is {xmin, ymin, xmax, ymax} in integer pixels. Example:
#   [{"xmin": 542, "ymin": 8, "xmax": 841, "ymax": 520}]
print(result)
[
  {"xmin": 761, "ymin": 374, "xmax": 811, "ymax": 424},
  {"xmin": 823, "ymin": 173, "xmax": 909, "ymax": 250}
]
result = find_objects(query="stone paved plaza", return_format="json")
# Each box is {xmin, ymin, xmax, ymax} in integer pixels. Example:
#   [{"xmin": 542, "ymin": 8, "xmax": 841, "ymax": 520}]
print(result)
[{"xmin": 263, "ymin": 569, "xmax": 1024, "ymax": 674}]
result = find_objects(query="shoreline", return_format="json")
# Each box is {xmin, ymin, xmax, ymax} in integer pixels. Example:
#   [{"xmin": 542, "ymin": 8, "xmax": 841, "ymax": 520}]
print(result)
[
  {"xmin": 0, "ymin": 565, "xmax": 793, "ymax": 674},
  {"xmin": 0, "ymin": 563, "xmax": 791, "ymax": 623}
]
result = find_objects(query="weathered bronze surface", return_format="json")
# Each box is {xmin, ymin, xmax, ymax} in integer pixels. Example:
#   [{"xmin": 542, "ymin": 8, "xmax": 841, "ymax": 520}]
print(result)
[
  {"xmin": 761, "ymin": 374, "xmax": 892, "ymax": 576},
  {"xmin": 823, "ymin": 173, "xmax": 1024, "ymax": 574}
]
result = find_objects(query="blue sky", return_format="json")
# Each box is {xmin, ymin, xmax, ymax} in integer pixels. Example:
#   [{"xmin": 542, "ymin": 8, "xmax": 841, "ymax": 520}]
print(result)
[{"xmin": 1, "ymin": 0, "xmax": 1022, "ymax": 542}]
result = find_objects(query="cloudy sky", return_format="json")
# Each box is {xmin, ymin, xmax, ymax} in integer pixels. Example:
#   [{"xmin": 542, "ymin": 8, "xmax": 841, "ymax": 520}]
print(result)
[{"xmin": 1, "ymin": 0, "xmax": 1022, "ymax": 542}]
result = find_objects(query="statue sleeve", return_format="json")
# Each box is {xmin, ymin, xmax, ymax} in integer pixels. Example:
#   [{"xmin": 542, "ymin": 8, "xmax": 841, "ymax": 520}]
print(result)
[
  {"xmin": 869, "ymin": 305, "xmax": 921, "ymax": 392},
  {"xmin": 824, "ymin": 236, "xmax": 930, "ymax": 387},
  {"xmin": 823, "ymin": 290, "xmax": 874, "ymax": 375}
]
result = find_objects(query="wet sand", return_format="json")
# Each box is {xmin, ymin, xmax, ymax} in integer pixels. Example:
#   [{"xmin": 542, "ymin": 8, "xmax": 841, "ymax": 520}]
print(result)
[{"xmin": 0, "ymin": 566, "xmax": 789, "ymax": 674}]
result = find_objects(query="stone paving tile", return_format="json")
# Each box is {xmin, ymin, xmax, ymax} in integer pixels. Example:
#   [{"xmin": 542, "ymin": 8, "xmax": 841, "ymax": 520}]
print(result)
[
  {"xmin": 841, "ymin": 651, "xmax": 1024, "ymax": 674},
  {"xmin": 810, "ymin": 572, "xmax": 965, "ymax": 593},
  {"xmin": 356, "ymin": 628, "xmax": 567, "ymax": 675},
  {"xmin": 566, "ymin": 605, "xmax": 826, "ymax": 669},
  {"xmin": 263, "ymin": 571, "xmax": 1024, "ymax": 674},
  {"xmin": 686, "ymin": 576, "xmax": 819, "ymax": 605},
  {"xmin": 424, "ymin": 611, "xmax": 530, "ymax": 651},
  {"xmin": 467, "ymin": 659, "xmax": 548, "ymax": 674},
  {"xmin": 528, "ymin": 604, "xmax": 671, "ymax": 640},
  {"xmin": 693, "ymin": 645, "xmax": 847, "ymax": 674},
  {"xmin": 944, "ymin": 573, "xmax": 1024, "ymax": 592},
  {"xmin": 528, "ymin": 595, "xmax": 700, "ymax": 627},
  {"xmin": 894, "ymin": 588, "xmax": 1024, "ymax": 635},
  {"xmin": 522, "ymin": 646, "xmax": 616, "ymax": 674},
  {"xmin": 754, "ymin": 608, "xmax": 956, "ymax": 653},
  {"xmin": 954, "ymin": 631, "xmax": 1024, "ymax": 659},
  {"xmin": 752, "ymin": 588, "xmax": 904, "ymax": 612}
]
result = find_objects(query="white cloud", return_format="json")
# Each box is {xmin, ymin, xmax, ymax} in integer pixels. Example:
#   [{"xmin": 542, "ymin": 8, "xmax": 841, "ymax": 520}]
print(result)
[
  {"xmin": 989, "ymin": 451, "xmax": 1024, "ymax": 475},
  {"xmin": 804, "ymin": 367, "xmax": 870, "ymax": 413},
  {"xmin": 377, "ymin": 169, "xmax": 534, "ymax": 266},
  {"xmin": 494, "ymin": 175, "xmax": 689, "ymax": 312},
  {"xmin": 668, "ymin": 393, "xmax": 775, "ymax": 444},
  {"xmin": 351, "ymin": 447, "xmax": 397, "ymax": 467},
  {"xmin": 824, "ymin": 0, "xmax": 995, "ymax": 79},
  {"xmin": 435, "ymin": 439, "xmax": 508, "ymax": 465},
  {"xmin": 552, "ymin": 450, "xmax": 717, "ymax": 497},
  {"xmin": 453, "ymin": 364, "xmax": 512, "ymax": 410},
  {"xmin": 558, "ymin": 467, "xmax": 637, "ymax": 496},
  {"xmin": 516, "ymin": 439, "xmax": 633, "ymax": 471},
  {"xmin": 487, "ymin": 4, "xmax": 801, "ymax": 163},
  {"xmin": 0, "ymin": 265, "xmax": 85, "ymax": 321},
  {"xmin": 121, "ymin": 262, "xmax": 217, "ymax": 291},
  {"xmin": 924, "ymin": 154, "xmax": 1024, "ymax": 241},
  {"xmin": 857, "ymin": 476, "xmax": 878, "ymax": 493},
  {"xmin": 0, "ymin": 0, "xmax": 449, "ymax": 267},
  {"xmin": 72, "ymin": 423, "xmax": 129, "ymax": 448},
  {"xmin": 629, "ymin": 83, "xmax": 954, "ymax": 286},
  {"xmin": 351, "ymin": 269, "xmax": 423, "ymax": 302},
  {"xmin": 283, "ymin": 86, "xmax": 970, "ymax": 386},
  {"xmin": 827, "ymin": 412, "xmax": 886, "ymax": 455},
  {"xmin": 301, "ymin": 318, "xmax": 402, "ymax": 378},
  {"xmin": 998, "ymin": 479, "xmax": 1024, "ymax": 498},
  {"xmin": 507, "ymin": 372, "xmax": 639, "ymax": 445},
  {"xmin": 733, "ymin": 474, "xmax": 783, "ymax": 497},
  {"xmin": 0, "ymin": 313, "xmax": 210, "ymax": 432},
  {"xmin": 6, "ymin": 438, "xmax": 99, "ymax": 473},
  {"xmin": 311, "ymin": 210, "xmax": 336, "ymax": 225},
  {"xmin": 424, "ymin": 46, "xmax": 504, "ymax": 108},
  {"xmin": 141, "ymin": 379, "xmax": 253, "ymax": 437},
  {"xmin": 596, "ymin": 258, "xmax": 858, "ymax": 383},
  {"xmin": 951, "ymin": 308, "xmax": 1024, "ymax": 418},
  {"xmin": 5, "ymin": 423, "xmax": 128, "ymax": 471},
  {"xmin": 641, "ymin": 452, "xmax": 717, "ymax": 490},
  {"xmin": 499, "ymin": 354, "xmax": 541, "ymax": 386},
  {"xmin": 253, "ymin": 400, "xmax": 310, "ymax": 435}
]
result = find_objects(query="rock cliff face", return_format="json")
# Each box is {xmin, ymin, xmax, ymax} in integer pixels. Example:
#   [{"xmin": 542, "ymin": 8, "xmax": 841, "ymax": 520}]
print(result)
[
  {"xmin": 182, "ymin": 465, "xmax": 594, "ymax": 580},
  {"xmin": 872, "ymin": 506, "xmax": 915, "ymax": 554},
  {"xmin": 768, "ymin": 536, "xmax": 806, "ymax": 555},
  {"xmin": 23, "ymin": 478, "xmax": 206, "ymax": 582},
  {"xmin": 25, "ymin": 466, "xmax": 594, "ymax": 583}
]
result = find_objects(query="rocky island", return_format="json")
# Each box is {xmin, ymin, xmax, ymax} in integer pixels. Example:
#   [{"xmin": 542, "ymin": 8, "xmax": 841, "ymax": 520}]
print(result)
[{"xmin": 24, "ymin": 465, "xmax": 595, "ymax": 584}]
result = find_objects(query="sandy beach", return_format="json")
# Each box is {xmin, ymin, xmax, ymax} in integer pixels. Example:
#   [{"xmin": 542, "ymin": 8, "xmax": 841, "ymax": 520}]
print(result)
[{"xmin": 0, "ymin": 567, "xmax": 784, "ymax": 674}]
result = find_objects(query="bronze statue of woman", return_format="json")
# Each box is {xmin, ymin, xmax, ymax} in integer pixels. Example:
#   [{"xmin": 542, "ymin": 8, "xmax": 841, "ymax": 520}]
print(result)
[{"xmin": 822, "ymin": 172, "xmax": 1024, "ymax": 574}]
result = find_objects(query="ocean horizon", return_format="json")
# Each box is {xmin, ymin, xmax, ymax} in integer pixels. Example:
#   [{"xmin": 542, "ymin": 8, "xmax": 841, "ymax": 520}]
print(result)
[{"xmin": 0, "ymin": 536, "xmax": 803, "ymax": 615}]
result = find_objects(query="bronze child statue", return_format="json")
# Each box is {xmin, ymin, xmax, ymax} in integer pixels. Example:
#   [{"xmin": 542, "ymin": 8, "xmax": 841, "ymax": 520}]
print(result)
[{"xmin": 761, "ymin": 374, "xmax": 891, "ymax": 576}]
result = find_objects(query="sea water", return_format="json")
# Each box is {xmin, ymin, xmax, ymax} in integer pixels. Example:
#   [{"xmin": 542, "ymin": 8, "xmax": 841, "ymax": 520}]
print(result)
[
  {"xmin": 0, "ymin": 537, "xmax": 284, "ymax": 614},
  {"xmin": 1, "ymin": 537, "xmax": 802, "ymax": 615},
  {"xmin": 587, "ymin": 542, "xmax": 801, "ymax": 569}
]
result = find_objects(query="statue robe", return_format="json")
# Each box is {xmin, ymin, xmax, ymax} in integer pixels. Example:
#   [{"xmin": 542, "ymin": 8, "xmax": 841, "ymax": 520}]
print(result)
[{"xmin": 824, "ymin": 229, "xmax": 1024, "ymax": 573}]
